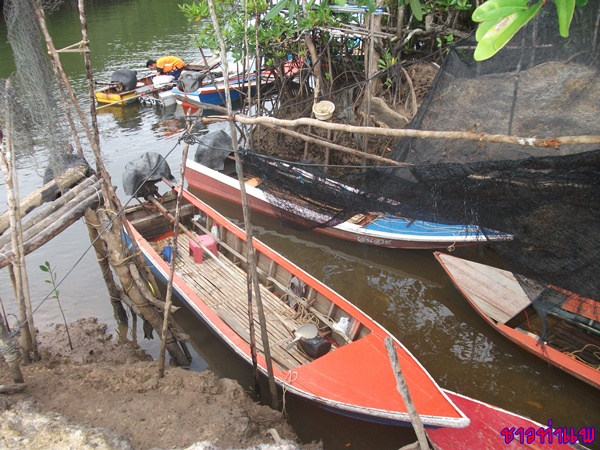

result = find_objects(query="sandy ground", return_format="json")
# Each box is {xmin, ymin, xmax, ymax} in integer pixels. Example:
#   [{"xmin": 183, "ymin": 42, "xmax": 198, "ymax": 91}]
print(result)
[{"xmin": 0, "ymin": 318, "xmax": 324, "ymax": 450}]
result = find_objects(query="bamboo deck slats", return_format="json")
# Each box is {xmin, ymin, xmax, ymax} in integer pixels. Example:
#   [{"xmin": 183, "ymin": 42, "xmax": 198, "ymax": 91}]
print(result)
[{"xmin": 159, "ymin": 233, "xmax": 315, "ymax": 372}]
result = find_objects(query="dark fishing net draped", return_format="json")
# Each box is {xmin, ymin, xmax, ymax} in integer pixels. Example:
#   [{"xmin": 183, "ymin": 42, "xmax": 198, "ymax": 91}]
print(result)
[
  {"xmin": 241, "ymin": 3, "xmax": 600, "ymax": 302},
  {"xmin": 1, "ymin": 0, "xmax": 88, "ymax": 176}
]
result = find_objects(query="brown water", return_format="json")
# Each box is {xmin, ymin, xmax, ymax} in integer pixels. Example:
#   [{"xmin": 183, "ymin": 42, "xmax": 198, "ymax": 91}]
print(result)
[{"xmin": 0, "ymin": 2, "xmax": 598, "ymax": 449}]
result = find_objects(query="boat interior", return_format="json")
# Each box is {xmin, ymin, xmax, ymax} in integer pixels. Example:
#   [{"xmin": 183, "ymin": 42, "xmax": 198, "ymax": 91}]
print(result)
[
  {"xmin": 124, "ymin": 190, "xmax": 372, "ymax": 372},
  {"xmin": 506, "ymin": 287, "xmax": 600, "ymax": 369}
]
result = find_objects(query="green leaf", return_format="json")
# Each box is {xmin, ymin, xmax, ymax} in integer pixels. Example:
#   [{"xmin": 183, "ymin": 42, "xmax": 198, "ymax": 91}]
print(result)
[
  {"xmin": 474, "ymin": 1, "xmax": 542, "ymax": 61},
  {"xmin": 409, "ymin": 0, "xmax": 423, "ymax": 21},
  {"xmin": 334, "ymin": 0, "xmax": 345, "ymax": 6},
  {"xmin": 472, "ymin": 0, "xmax": 528, "ymax": 22},
  {"xmin": 475, "ymin": 18, "xmax": 501, "ymax": 41},
  {"xmin": 265, "ymin": 0, "xmax": 289, "ymax": 21},
  {"xmin": 472, "ymin": 0, "xmax": 528, "ymax": 20},
  {"xmin": 39, "ymin": 264, "xmax": 49, "ymax": 272},
  {"xmin": 288, "ymin": 0, "xmax": 296, "ymax": 17},
  {"xmin": 575, "ymin": 0, "xmax": 587, "ymax": 6},
  {"xmin": 555, "ymin": 0, "xmax": 576, "ymax": 37}
]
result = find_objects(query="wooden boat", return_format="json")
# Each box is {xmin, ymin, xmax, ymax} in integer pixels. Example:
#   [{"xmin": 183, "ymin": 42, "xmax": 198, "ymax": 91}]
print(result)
[
  {"xmin": 184, "ymin": 158, "xmax": 513, "ymax": 250},
  {"xmin": 434, "ymin": 252, "xmax": 600, "ymax": 390},
  {"xmin": 428, "ymin": 390, "xmax": 589, "ymax": 449},
  {"xmin": 122, "ymin": 183, "xmax": 470, "ymax": 427},
  {"xmin": 172, "ymin": 58, "xmax": 301, "ymax": 108},
  {"xmin": 171, "ymin": 70, "xmax": 277, "ymax": 107},
  {"xmin": 94, "ymin": 74, "xmax": 175, "ymax": 107}
]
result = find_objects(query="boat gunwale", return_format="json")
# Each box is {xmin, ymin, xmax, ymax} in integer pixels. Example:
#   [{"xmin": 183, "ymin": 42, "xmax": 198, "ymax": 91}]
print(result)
[{"xmin": 124, "ymin": 186, "xmax": 470, "ymax": 427}]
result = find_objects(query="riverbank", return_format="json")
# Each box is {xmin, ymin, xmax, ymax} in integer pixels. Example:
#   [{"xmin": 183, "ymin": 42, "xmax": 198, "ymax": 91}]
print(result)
[{"xmin": 0, "ymin": 317, "xmax": 324, "ymax": 450}]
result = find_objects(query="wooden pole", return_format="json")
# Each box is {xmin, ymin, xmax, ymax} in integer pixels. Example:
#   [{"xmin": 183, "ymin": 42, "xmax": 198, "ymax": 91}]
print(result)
[
  {"xmin": 206, "ymin": 0, "xmax": 278, "ymax": 408},
  {"xmin": 85, "ymin": 208, "xmax": 190, "ymax": 367},
  {"xmin": 85, "ymin": 217, "xmax": 128, "ymax": 326},
  {"xmin": 384, "ymin": 336, "xmax": 430, "ymax": 450},
  {"xmin": 0, "ymin": 183, "xmax": 102, "ymax": 269},
  {"xmin": 0, "ymin": 309, "xmax": 24, "ymax": 384},
  {"xmin": 0, "ymin": 165, "xmax": 89, "ymax": 236},
  {"xmin": 0, "ymin": 92, "xmax": 36, "ymax": 364},
  {"xmin": 158, "ymin": 116, "xmax": 194, "ymax": 378}
]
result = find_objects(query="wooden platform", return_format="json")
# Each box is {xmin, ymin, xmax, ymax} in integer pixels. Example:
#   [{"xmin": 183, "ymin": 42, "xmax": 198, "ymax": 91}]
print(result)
[{"xmin": 160, "ymin": 233, "xmax": 316, "ymax": 372}]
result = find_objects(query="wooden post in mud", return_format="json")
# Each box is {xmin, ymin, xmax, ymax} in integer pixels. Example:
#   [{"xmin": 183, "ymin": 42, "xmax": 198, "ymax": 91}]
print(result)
[
  {"xmin": 84, "ymin": 208, "xmax": 191, "ymax": 367},
  {"xmin": 85, "ymin": 219, "xmax": 128, "ymax": 326},
  {"xmin": 384, "ymin": 336, "xmax": 430, "ymax": 450},
  {"xmin": 206, "ymin": 0, "xmax": 278, "ymax": 408},
  {"xmin": 0, "ymin": 108, "xmax": 38, "ymax": 364},
  {"xmin": 0, "ymin": 312, "xmax": 24, "ymax": 386},
  {"xmin": 158, "ymin": 115, "xmax": 193, "ymax": 378}
]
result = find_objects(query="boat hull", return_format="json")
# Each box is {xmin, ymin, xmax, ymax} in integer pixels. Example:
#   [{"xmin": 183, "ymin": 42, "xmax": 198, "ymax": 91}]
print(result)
[
  {"xmin": 428, "ymin": 390, "xmax": 583, "ymax": 449},
  {"xmin": 124, "ymin": 187, "xmax": 469, "ymax": 428},
  {"xmin": 434, "ymin": 252, "xmax": 600, "ymax": 391},
  {"xmin": 185, "ymin": 159, "xmax": 510, "ymax": 250}
]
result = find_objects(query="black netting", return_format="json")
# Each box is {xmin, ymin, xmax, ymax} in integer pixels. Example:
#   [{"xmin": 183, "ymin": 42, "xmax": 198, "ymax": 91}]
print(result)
[{"xmin": 239, "ymin": 2, "xmax": 600, "ymax": 303}]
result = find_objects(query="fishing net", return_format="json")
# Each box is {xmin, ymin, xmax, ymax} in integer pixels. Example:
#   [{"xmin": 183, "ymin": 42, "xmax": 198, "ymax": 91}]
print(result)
[
  {"xmin": 1, "ymin": 0, "xmax": 87, "ymax": 177},
  {"xmin": 238, "ymin": 2, "xmax": 600, "ymax": 303}
]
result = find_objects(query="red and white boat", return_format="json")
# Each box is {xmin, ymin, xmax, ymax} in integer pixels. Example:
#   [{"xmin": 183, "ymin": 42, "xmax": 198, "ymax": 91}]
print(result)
[
  {"xmin": 429, "ymin": 390, "xmax": 589, "ymax": 449},
  {"xmin": 435, "ymin": 252, "xmax": 600, "ymax": 391},
  {"xmin": 123, "ymin": 180, "xmax": 469, "ymax": 427},
  {"xmin": 184, "ymin": 158, "xmax": 512, "ymax": 250}
]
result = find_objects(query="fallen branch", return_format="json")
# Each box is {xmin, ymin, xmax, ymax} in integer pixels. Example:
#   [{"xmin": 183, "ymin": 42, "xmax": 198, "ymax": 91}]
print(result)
[{"xmin": 232, "ymin": 114, "xmax": 600, "ymax": 149}]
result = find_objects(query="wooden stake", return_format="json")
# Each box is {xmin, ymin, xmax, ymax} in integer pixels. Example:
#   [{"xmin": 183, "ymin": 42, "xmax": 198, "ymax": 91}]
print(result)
[
  {"xmin": 206, "ymin": 0, "xmax": 278, "ymax": 408},
  {"xmin": 384, "ymin": 336, "xmax": 430, "ymax": 450},
  {"xmin": 0, "ymin": 312, "xmax": 24, "ymax": 384}
]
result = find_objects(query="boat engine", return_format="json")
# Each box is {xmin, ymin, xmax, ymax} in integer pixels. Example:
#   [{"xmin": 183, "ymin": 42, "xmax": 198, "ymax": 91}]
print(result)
[
  {"xmin": 123, "ymin": 152, "xmax": 175, "ymax": 199},
  {"xmin": 110, "ymin": 69, "xmax": 138, "ymax": 91}
]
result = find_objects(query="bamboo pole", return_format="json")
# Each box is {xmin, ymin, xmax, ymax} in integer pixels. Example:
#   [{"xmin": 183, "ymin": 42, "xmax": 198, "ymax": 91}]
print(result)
[
  {"xmin": 0, "ymin": 310, "xmax": 24, "ymax": 384},
  {"xmin": 0, "ymin": 176, "xmax": 98, "ymax": 245},
  {"xmin": 85, "ymin": 208, "xmax": 190, "ymax": 367},
  {"xmin": 0, "ymin": 95, "xmax": 36, "ymax": 364},
  {"xmin": 206, "ymin": 0, "xmax": 278, "ymax": 408},
  {"xmin": 158, "ymin": 116, "xmax": 193, "ymax": 379},
  {"xmin": 384, "ymin": 336, "xmax": 430, "ymax": 450},
  {"xmin": 85, "ymin": 217, "xmax": 128, "ymax": 326},
  {"xmin": 0, "ymin": 165, "xmax": 89, "ymax": 235},
  {"xmin": 0, "ymin": 186, "xmax": 102, "ymax": 270}
]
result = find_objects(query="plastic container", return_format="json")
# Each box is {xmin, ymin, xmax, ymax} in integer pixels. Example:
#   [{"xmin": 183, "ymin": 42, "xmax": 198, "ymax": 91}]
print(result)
[{"xmin": 312, "ymin": 100, "xmax": 335, "ymax": 121}]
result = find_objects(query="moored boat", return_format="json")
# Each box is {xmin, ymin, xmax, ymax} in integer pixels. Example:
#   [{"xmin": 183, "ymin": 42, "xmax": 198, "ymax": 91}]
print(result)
[
  {"xmin": 94, "ymin": 71, "xmax": 175, "ymax": 107},
  {"xmin": 184, "ymin": 157, "xmax": 512, "ymax": 250},
  {"xmin": 122, "ymin": 176, "xmax": 470, "ymax": 427},
  {"xmin": 171, "ymin": 70, "xmax": 277, "ymax": 108},
  {"xmin": 434, "ymin": 252, "xmax": 600, "ymax": 390},
  {"xmin": 429, "ymin": 390, "xmax": 589, "ymax": 449}
]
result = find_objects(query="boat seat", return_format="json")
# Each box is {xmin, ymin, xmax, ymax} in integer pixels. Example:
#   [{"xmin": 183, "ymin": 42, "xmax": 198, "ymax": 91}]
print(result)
[{"xmin": 189, "ymin": 234, "xmax": 218, "ymax": 263}]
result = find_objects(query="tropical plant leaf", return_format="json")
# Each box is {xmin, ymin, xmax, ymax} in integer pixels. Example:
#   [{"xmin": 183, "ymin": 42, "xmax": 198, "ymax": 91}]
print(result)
[
  {"xmin": 409, "ymin": 0, "xmax": 423, "ymax": 21},
  {"xmin": 265, "ymin": 0, "xmax": 289, "ymax": 21},
  {"xmin": 474, "ymin": 1, "xmax": 542, "ymax": 61},
  {"xmin": 555, "ymin": 0, "xmax": 576, "ymax": 37},
  {"xmin": 472, "ymin": 0, "xmax": 528, "ymax": 22},
  {"xmin": 476, "ymin": 18, "xmax": 501, "ymax": 41}
]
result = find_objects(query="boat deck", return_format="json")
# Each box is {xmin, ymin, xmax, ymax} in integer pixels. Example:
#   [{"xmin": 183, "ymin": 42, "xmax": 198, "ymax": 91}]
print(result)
[{"xmin": 155, "ymin": 233, "xmax": 318, "ymax": 372}]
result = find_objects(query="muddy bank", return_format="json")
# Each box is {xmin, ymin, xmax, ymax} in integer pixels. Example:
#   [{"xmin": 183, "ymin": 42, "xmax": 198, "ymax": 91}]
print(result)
[{"xmin": 0, "ymin": 317, "xmax": 323, "ymax": 450}]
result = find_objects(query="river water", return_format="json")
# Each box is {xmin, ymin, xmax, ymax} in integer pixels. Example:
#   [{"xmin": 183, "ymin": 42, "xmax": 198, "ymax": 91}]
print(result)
[{"xmin": 0, "ymin": 1, "xmax": 598, "ymax": 449}]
